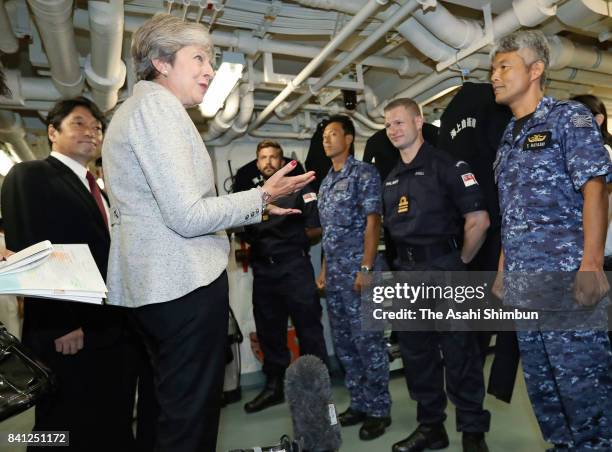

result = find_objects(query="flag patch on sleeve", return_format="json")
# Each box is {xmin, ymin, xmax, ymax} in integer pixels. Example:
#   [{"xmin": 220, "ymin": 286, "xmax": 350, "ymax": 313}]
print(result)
[
  {"xmin": 571, "ymin": 114, "xmax": 592, "ymax": 128},
  {"xmin": 461, "ymin": 173, "xmax": 478, "ymax": 187},
  {"xmin": 302, "ymin": 192, "xmax": 317, "ymax": 203}
]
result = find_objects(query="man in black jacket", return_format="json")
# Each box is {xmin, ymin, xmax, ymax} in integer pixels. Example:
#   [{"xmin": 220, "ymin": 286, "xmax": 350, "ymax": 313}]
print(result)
[
  {"xmin": 1, "ymin": 97, "xmax": 134, "ymax": 452},
  {"xmin": 242, "ymin": 140, "xmax": 328, "ymax": 413}
]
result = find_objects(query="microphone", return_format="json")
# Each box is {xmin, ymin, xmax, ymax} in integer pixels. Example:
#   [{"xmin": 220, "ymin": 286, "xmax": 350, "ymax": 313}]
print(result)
[
  {"xmin": 284, "ymin": 355, "xmax": 342, "ymax": 452},
  {"xmin": 228, "ymin": 434, "xmax": 301, "ymax": 452}
]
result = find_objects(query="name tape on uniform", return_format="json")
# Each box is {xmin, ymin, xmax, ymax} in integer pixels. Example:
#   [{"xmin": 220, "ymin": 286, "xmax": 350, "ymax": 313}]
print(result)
[{"xmin": 523, "ymin": 131, "xmax": 551, "ymax": 151}]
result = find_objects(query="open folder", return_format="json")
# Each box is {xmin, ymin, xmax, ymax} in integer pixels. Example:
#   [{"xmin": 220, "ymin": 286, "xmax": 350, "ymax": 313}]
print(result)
[{"xmin": 0, "ymin": 241, "xmax": 107, "ymax": 304}]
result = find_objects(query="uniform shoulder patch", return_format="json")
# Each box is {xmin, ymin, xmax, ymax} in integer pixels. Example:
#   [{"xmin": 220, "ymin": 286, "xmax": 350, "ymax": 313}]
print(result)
[
  {"xmin": 571, "ymin": 114, "xmax": 592, "ymax": 128},
  {"xmin": 461, "ymin": 172, "xmax": 478, "ymax": 187},
  {"xmin": 302, "ymin": 192, "xmax": 317, "ymax": 203}
]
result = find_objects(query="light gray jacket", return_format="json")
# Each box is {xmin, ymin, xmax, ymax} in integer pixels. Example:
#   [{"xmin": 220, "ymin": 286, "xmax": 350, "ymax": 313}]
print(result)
[{"xmin": 102, "ymin": 81, "xmax": 262, "ymax": 307}]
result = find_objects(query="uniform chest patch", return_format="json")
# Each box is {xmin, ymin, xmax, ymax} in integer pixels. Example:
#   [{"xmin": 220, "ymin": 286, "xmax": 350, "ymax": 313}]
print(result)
[
  {"xmin": 385, "ymin": 179, "xmax": 399, "ymax": 186},
  {"xmin": 523, "ymin": 131, "xmax": 551, "ymax": 151},
  {"xmin": 398, "ymin": 196, "xmax": 409, "ymax": 213},
  {"xmin": 334, "ymin": 180, "xmax": 349, "ymax": 191}
]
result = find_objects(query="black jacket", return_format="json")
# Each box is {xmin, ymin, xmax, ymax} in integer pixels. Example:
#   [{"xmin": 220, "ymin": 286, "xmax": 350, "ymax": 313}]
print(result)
[{"xmin": 1, "ymin": 156, "xmax": 125, "ymax": 350}]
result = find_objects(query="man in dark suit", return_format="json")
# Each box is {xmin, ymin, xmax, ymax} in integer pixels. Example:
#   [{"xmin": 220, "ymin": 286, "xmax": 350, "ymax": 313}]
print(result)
[{"xmin": 1, "ymin": 97, "xmax": 134, "ymax": 451}]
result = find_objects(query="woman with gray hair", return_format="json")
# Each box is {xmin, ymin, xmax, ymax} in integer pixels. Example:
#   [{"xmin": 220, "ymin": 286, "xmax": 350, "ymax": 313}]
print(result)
[{"xmin": 102, "ymin": 13, "xmax": 314, "ymax": 452}]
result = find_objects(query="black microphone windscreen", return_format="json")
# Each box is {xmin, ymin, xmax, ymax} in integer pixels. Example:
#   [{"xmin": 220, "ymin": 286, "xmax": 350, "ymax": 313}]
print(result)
[{"xmin": 284, "ymin": 355, "xmax": 342, "ymax": 451}]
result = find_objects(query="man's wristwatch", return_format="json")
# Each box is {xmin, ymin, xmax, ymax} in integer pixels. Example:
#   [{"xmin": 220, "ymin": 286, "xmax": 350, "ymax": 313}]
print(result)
[{"xmin": 360, "ymin": 265, "xmax": 373, "ymax": 273}]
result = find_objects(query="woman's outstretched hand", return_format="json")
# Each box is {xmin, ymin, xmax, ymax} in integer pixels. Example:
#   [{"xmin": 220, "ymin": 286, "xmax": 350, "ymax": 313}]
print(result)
[{"xmin": 261, "ymin": 160, "xmax": 316, "ymax": 203}]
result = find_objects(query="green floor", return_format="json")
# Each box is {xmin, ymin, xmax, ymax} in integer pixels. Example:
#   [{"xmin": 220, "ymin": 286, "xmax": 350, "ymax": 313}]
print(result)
[
  {"xmin": 219, "ymin": 364, "xmax": 549, "ymax": 452},
  {"xmin": 0, "ymin": 358, "xmax": 550, "ymax": 452}
]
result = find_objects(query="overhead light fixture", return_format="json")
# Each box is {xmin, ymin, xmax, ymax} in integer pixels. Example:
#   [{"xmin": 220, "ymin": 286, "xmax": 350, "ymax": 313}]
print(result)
[
  {"xmin": 0, "ymin": 151, "xmax": 15, "ymax": 176},
  {"xmin": 0, "ymin": 143, "xmax": 21, "ymax": 177},
  {"xmin": 199, "ymin": 52, "xmax": 245, "ymax": 118}
]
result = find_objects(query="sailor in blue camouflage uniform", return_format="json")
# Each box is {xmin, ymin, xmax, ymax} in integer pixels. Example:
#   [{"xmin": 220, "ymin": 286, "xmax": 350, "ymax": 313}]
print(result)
[
  {"xmin": 317, "ymin": 115, "xmax": 392, "ymax": 441},
  {"xmin": 491, "ymin": 30, "xmax": 612, "ymax": 451}
]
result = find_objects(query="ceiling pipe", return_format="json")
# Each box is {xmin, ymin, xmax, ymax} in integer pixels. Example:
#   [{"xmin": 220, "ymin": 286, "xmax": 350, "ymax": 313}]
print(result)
[
  {"xmin": 0, "ymin": 0, "xmax": 18, "ymax": 53},
  {"xmin": 75, "ymin": 6, "xmax": 429, "ymax": 80},
  {"xmin": 555, "ymin": 0, "xmax": 612, "ymax": 37},
  {"xmin": 0, "ymin": 69, "xmax": 62, "ymax": 110},
  {"xmin": 298, "ymin": 0, "xmax": 560, "ymax": 67},
  {"xmin": 0, "ymin": 111, "xmax": 37, "ymax": 161},
  {"xmin": 201, "ymin": 84, "xmax": 241, "ymax": 141},
  {"xmin": 212, "ymin": 30, "xmax": 427, "ymax": 76},
  {"xmin": 387, "ymin": 1, "xmax": 605, "ymax": 108},
  {"xmin": 248, "ymin": 0, "xmax": 389, "ymax": 132},
  {"xmin": 208, "ymin": 83, "xmax": 255, "ymax": 147},
  {"xmin": 77, "ymin": 13, "xmax": 419, "ymax": 81},
  {"xmin": 252, "ymin": 98, "xmax": 385, "ymax": 132},
  {"xmin": 28, "ymin": 0, "xmax": 84, "ymax": 97},
  {"xmin": 279, "ymin": 0, "xmax": 420, "ymax": 119},
  {"xmin": 362, "ymin": 84, "xmax": 382, "ymax": 119},
  {"xmin": 548, "ymin": 35, "xmax": 612, "ymax": 73},
  {"xmin": 412, "ymin": 1, "xmax": 484, "ymax": 50},
  {"xmin": 491, "ymin": 0, "xmax": 559, "ymax": 37},
  {"xmin": 74, "ymin": 3, "xmax": 405, "ymax": 67},
  {"xmin": 548, "ymin": 68, "xmax": 612, "ymax": 88},
  {"xmin": 0, "ymin": 101, "xmax": 56, "ymax": 111},
  {"xmin": 0, "ymin": 70, "xmax": 64, "ymax": 108},
  {"xmin": 293, "ymin": 0, "xmax": 360, "ymax": 12},
  {"xmin": 414, "ymin": 75, "xmax": 478, "ymax": 105},
  {"xmin": 395, "ymin": 16, "xmax": 455, "ymax": 61},
  {"xmin": 377, "ymin": 54, "xmax": 489, "ymax": 117},
  {"xmin": 349, "ymin": 110, "xmax": 384, "ymax": 129},
  {"xmin": 295, "ymin": 0, "xmax": 456, "ymax": 61},
  {"xmin": 250, "ymin": 120, "xmax": 376, "ymax": 139},
  {"xmin": 436, "ymin": 0, "xmax": 558, "ymax": 71},
  {"xmin": 249, "ymin": 129, "xmax": 313, "ymax": 140},
  {"xmin": 84, "ymin": 0, "xmax": 126, "ymax": 112},
  {"xmin": 352, "ymin": 119, "xmax": 378, "ymax": 137},
  {"xmin": 74, "ymin": 6, "xmax": 143, "ymax": 34}
]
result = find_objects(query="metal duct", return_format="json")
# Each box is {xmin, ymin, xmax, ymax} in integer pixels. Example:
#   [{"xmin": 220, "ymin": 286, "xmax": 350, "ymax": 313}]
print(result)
[
  {"xmin": 28, "ymin": 0, "xmax": 84, "ymax": 97},
  {"xmin": 84, "ymin": 0, "xmax": 126, "ymax": 112},
  {"xmin": 0, "ymin": 0, "xmax": 18, "ymax": 53}
]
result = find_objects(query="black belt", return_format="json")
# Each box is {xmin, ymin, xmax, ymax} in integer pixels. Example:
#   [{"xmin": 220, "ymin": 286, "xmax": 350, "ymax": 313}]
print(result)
[
  {"xmin": 397, "ymin": 239, "xmax": 458, "ymax": 264},
  {"xmin": 253, "ymin": 249, "xmax": 307, "ymax": 265}
]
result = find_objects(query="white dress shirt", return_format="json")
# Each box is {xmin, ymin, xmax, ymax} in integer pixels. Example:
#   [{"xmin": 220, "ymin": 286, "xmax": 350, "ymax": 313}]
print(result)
[{"xmin": 50, "ymin": 151, "xmax": 110, "ymax": 228}]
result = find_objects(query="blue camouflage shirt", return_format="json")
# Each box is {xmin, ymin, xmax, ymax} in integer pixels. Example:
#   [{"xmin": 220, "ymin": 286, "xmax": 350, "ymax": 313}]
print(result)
[
  {"xmin": 494, "ymin": 96, "xmax": 611, "ymax": 274},
  {"xmin": 318, "ymin": 155, "xmax": 381, "ymax": 284}
]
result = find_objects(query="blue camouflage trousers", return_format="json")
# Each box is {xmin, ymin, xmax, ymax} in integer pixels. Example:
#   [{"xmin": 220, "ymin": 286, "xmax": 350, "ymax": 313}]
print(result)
[
  {"xmin": 326, "ymin": 286, "xmax": 391, "ymax": 417},
  {"xmin": 517, "ymin": 329, "xmax": 612, "ymax": 451}
]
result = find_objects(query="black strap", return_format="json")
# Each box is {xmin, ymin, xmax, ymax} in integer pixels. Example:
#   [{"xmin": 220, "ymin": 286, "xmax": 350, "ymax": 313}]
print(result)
[
  {"xmin": 228, "ymin": 307, "xmax": 243, "ymax": 344},
  {"xmin": 252, "ymin": 249, "xmax": 307, "ymax": 264},
  {"xmin": 397, "ymin": 239, "xmax": 458, "ymax": 264}
]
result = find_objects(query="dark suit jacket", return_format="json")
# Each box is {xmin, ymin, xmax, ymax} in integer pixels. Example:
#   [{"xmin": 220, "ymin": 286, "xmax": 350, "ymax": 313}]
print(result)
[{"xmin": 1, "ymin": 155, "xmax": 124, "ymax": 350}]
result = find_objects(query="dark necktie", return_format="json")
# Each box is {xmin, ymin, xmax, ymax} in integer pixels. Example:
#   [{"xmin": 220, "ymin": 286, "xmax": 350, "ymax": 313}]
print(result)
[{"xmin": 86, "ymin": 171, "xmax": 108, "ymax": 228}]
